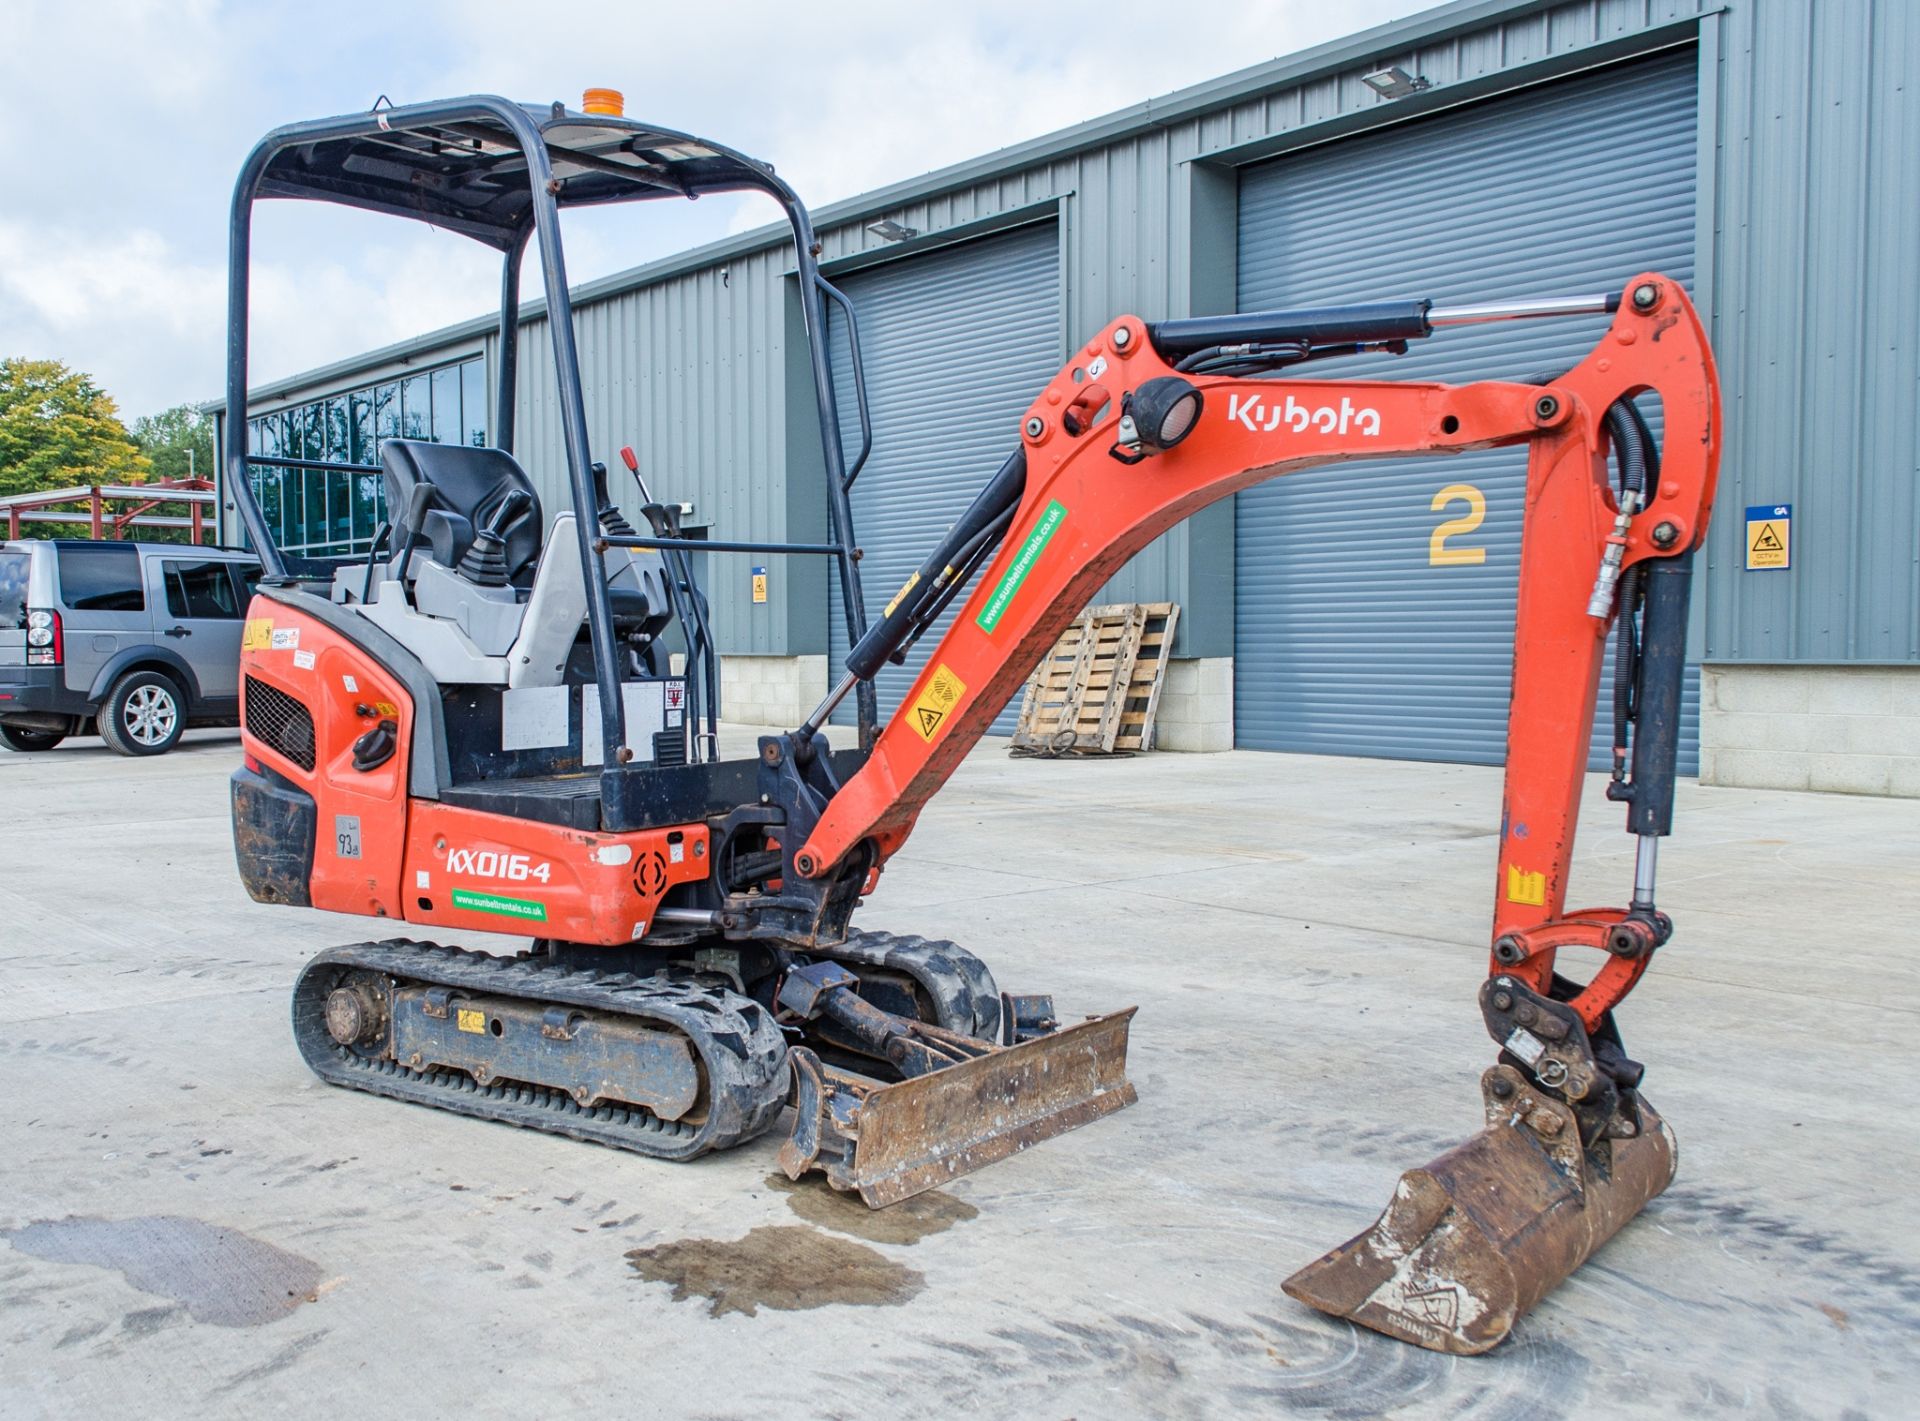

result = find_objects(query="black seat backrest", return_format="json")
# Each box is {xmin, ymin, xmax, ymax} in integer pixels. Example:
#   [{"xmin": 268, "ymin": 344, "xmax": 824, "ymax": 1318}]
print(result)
[{"xmin": 381, "ymin": 440, "xmax": 543, "ymax": 586}]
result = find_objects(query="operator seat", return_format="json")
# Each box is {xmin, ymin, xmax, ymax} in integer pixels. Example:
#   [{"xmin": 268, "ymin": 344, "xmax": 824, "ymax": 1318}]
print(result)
[{"xmin": 381, "ymin": 439, "xmax": 543, "ymax": 587}]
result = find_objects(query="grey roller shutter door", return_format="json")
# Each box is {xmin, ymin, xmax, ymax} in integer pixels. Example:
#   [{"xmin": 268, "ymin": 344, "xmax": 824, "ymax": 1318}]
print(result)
[
  {"xmin": 827, "ymin": 222, "xmax": 1061, "ymax": 733},
  {"xmin": 1234, "ymin": 48, "xmax": 1700, "ymax": 770}
]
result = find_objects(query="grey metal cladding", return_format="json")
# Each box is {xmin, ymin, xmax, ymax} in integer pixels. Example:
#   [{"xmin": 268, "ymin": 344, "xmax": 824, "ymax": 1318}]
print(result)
[
  {"xmin": 826, "ymin": 222, "xmax": 1064, "ymax": 733},
  {"xmin": 505, "ymin": 242, "xmax": 793, "ymax": 656},
  {"xmin": 1701, "ymin": 0, "xmax": 1920, "ymax": 663},
  {"xmin": 1233, "ymin": 47, "xmax": 1700, "ymax": 770}
]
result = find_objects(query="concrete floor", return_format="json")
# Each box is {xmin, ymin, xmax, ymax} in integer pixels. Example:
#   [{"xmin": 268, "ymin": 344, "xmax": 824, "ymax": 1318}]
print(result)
[{"xmin": 1, "ymin": 726, "xmax": 1915, "ymax": 1419}]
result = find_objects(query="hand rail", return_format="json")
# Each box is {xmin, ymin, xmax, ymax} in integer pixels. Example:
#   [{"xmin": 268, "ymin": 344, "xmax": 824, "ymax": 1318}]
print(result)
[
  {"xmin": 599, "ymin": 533, "xmax": 850, "ymax": 558},
  {"xmin": 816, "ymin": 277, "xmax": 873, "ymax": 492},
  {"xmin": 246, "ymin": 453, "xmax": 381, "ymax": 475}
]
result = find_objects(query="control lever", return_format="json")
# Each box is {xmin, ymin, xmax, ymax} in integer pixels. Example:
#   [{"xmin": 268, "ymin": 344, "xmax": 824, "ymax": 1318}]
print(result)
[
  {"xmin": 351, "ymin": 718, "xmax": 398, "ymax": 772},
  {"xmin": 455, "ymin": 489, "xmax": 534, "ymax": 587}
]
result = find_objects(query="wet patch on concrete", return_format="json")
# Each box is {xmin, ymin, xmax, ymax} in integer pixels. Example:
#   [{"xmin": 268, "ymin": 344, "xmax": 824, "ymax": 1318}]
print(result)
[
  {"xmin": 1, "ymin": 1215, "xmax": 326, "ymax": 1327},
  {"xmin": 626, "ymin": 1224, "xmax": 924, "ymax": 1318},
  {"xmin": 766, "ymin": 1171, "xmax": 978, "ymax": 1245}
]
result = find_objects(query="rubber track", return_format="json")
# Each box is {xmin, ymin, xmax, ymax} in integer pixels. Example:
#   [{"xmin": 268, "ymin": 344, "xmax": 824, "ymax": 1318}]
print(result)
[
  {"xmin": 818, "ymin": 929, "xmax": 1002, "ymax": 1041},
  {"xmin": 292, "ymin": 939, "xmax": 790, "ymax": 1162}
]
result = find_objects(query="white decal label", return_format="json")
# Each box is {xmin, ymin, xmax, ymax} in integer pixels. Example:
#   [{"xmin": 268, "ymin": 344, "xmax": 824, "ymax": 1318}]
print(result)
[
  {"xmin": 293, "ymin": 649, "xmax": 316, "ymax": 671},
  {"xmin": 446, "ymin": 847, "xmax": 553, "ymax": 884},
  {"xmin": 271, "ymin": 628, "xmax": 300, "ymax": 650},
  {"xmin": 415, "ymin": 870, "xmax": 431, "ymax": 889},
  {"xmin": 1504, "ymin": 1027, "xmax": 1547, "ymax": 1067},
  {"xmin": 343, "ymin": 674, "xmax": 359, "ymax": 693}
]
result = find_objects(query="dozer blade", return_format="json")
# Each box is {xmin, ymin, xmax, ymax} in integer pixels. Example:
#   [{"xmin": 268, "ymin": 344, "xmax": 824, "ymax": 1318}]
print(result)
[
  {"xmin": 1283, "ymin": 1064, "xmax": 1677, "ymax": 1354},
  {"xmin": 780, "ymin": 1009, "xmax": 1137, "ymax": 1207}
]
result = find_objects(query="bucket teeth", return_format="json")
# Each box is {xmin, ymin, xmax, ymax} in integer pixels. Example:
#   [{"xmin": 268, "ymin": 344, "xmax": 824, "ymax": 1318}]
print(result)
[
  {"xmin": 1283, "ymin": 1065, "xmax": 1678, "ymax": 1354},
  {"xmin": 780, "ymin": 1008, "xmax": 1136, "ymax": 1207}
]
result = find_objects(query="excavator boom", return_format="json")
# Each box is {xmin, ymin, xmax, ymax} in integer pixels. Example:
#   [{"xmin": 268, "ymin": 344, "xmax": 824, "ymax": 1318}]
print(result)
[{"xmin": 766, "ymin": 274, "xmax": 1719, "ymax": 1352}]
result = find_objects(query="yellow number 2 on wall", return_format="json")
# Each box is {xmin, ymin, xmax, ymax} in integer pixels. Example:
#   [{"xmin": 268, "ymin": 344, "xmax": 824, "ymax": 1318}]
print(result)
[{"xmin": 1429, "ymin": 483, "xmax": 1487, "ymax": 566}]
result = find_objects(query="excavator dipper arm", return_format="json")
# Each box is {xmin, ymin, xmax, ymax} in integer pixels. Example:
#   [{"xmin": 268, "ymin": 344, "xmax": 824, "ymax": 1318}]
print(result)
[{"xmin": 778, "ymin": 273, "xmax": 1720, "ymax": 1353}]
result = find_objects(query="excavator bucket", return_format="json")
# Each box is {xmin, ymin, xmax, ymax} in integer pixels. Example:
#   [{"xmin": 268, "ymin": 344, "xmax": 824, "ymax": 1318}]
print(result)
[
  {"xmin": 1283, "ymin": 1065, "xmax": 1677, "ymax": 1354},
  {"xmin": 780, "ymin": 1009, "xmax": 1137, "ymax": 1207}
]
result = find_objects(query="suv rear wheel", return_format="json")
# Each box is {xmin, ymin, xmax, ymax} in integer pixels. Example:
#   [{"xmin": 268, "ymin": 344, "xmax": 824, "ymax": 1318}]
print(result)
[
  {"xmin": 0, "ymin": 724, "xmax": 66, "ymax": 752},
  {"xmin": 99, "ymin": 671, "xmax": 185, "ymax": 756}
]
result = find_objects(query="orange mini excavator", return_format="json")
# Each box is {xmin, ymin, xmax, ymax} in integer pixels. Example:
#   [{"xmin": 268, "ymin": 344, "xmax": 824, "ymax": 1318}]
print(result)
[{"xmin": 225, "ymin": 95, "xmax": 1718, "ymax": 1355}]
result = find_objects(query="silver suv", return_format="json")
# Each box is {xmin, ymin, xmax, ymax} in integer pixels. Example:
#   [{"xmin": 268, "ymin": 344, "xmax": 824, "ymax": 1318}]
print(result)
[{"xmin": 0, "ymin": 540, "xmax": 261, "ymax": 755}]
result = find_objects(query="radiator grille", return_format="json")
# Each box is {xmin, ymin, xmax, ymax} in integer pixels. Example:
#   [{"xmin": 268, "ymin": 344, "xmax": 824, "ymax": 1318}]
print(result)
[{"xmin": 245, "ymin": 676, "xmax": 316, "ymax": 771}]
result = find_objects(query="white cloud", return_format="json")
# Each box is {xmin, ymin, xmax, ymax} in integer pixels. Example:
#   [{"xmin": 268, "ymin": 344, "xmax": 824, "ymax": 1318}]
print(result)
[{"xmin": 2, "ymin": 0, "xmax": 1435, "ymax": 421}]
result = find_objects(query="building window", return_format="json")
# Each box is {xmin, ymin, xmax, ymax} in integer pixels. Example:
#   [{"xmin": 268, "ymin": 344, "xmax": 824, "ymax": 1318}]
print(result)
[{"xmin": 243, "ymin": 354, "xmax": 485, "ymax": 557}]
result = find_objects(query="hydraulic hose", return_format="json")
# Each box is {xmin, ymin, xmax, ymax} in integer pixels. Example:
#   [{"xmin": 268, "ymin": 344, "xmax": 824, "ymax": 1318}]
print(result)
[
  {"xmin": 1604, "ymin": 401, "xmax": 1648, "ymax": 498},
  {"xmin": 844, "ymin": 449, "xmax": 1027, "ymax": 683},
  {"xmin": 1604, "ymin": 399, "xmax": 1652, "ymax": 786}
]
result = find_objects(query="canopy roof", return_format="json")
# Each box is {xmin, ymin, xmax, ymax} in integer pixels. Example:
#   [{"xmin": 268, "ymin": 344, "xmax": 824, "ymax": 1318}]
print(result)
[{"xmin": 253, "ymin": 100, "xmax": 784, "ymax": 249}]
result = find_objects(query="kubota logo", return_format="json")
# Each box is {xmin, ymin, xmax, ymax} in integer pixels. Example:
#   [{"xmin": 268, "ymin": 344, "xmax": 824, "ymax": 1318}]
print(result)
[{"xmin": 1227, "ymin": 392, "xmax": 1382, "ymax": 437}]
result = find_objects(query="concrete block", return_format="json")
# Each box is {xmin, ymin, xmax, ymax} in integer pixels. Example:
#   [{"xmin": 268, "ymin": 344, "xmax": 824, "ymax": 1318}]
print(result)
[
  {"xmin": 1191, "ymin": 693, "xmax": 1233, "ymax": 726},
  {"xmin": 1162, "ymin": 660, "xmax": 1199, "ymax": 694},
  {"xmin": 1890, "ymin": 668, "xmax": 1920, "ymax": 718},
  {"xmin": 1156, "ymin": 719, "xmax": 1232, "ymax": 753},
  {"xmin": 1839, "ymin": 715, "xmax": 1920, "ymax": 759},
  {"xmin": 1705, "ymin": 748, "xmax": 1811, "ymax": 792},
  {"xmin": 1193, "ymin": 658, "xmax": 1233, "ymax": 697},
  {"xmin": 1705, "ymin": 666, "xmax": 1808, "ymax": 714},
  {"xmin": 718, "ymin": 656, "xmax": 830, "ymax": 727},
  {"xmin": 1808, "ymin": 669, "xmax": 1893, "ymax": 717},
  {"xmin": 1808, "ymin": 753, "xmax": 1893, "ymax": 796},
  {"xmin": 1702, "ymin": 709, "xmax": 1811, "ymax": 753},
  {"xmin": 1155, "ymin": 689, "xmax": 1197, "ymax": 720},
  {"xmin": 1890, "ymin": 758, "xmax": 1920, "ymax": 799}
]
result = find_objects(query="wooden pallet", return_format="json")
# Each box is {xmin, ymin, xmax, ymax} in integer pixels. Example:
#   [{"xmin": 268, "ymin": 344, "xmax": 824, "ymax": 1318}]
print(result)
[
  {"xmin": 1010, "ymin": 617, "xmax": 1096, "ymax": 754},
  {"xmin": 1010, "ymin": 602, "xmax": 1177, "ymax": 757},
  {"xmin": 1111, "ymin": 602, "xmax": 1180, "ymax": 752}
]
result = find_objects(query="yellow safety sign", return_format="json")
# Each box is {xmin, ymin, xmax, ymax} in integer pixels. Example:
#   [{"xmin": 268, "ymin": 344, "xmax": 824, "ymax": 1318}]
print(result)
[
  {"xmin": 1745, "ymin": 503, "xmax": 1791, "ymax": 570},
  {"xmin": 1505, "ymin": 864, "xmax": 1546, "ymax": 907},
  {"xmin": 908, "ymin": 663, "xmax": 967, "ymax": 741}
]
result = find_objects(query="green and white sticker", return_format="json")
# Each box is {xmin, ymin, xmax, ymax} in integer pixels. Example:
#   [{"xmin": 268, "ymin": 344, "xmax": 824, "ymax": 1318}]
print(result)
[
  {"xmin": 977, "ymin": 500, "xmax": 1067, "ymax": 633},
  {"xmin": 451, "ymin": 888, "xmax": 548, "ymax": 922}
]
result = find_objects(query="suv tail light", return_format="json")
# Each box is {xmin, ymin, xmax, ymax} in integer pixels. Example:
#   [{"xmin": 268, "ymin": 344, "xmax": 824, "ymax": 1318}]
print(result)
[{"xmin": 26, "ymin": 609, "xmax": 62, "ymax": 666}]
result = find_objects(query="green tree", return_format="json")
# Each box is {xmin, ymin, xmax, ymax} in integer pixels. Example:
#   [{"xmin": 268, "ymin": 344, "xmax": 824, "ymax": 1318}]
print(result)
[
  {"xmin": 132, "ymin": 403, "xmax": 216, "ymax": 483},
  {"xmin": 0, "ymin": 358, "xmax": 152, "ymax": 497}
]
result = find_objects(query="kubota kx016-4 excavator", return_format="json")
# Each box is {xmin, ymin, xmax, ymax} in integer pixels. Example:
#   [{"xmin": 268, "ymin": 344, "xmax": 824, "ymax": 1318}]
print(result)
[{"xmin": 224, "ymin": 95, "xmax": 1719, "ymax": 1356}]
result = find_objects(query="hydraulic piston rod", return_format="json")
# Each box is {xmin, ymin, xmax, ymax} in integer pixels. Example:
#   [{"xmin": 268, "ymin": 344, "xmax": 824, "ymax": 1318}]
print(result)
[{"xmin": 1427, "ymin": 293, "xmax": 1618, "ymax": 325}]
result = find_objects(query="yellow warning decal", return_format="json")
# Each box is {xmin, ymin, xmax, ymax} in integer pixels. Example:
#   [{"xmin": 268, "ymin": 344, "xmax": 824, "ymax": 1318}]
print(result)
[
  {"xmin": 242, "ymin": 618, "xmax": 273, "ymax": 651},
  {"xmin": 1746, "ymin": 517, "xmax": 1788, "ymax": 569},
  {"xmin": 456, "ymin": 1008, "xmax": 487, "ymax": 1035},
  {"xmin": 1505, "ymin": 864, "xmax": 1546, "ymax": 907},
  {"xmin": 883, "ymin": 571, "xmax": 921, "ymax": 619},
  {"xmin": 908, "ymin": 663, "xmax": 967, "ymax": 742},
  {"xmin": 374, "ymin": 701, "xmax": 399, "ymax": 718}
]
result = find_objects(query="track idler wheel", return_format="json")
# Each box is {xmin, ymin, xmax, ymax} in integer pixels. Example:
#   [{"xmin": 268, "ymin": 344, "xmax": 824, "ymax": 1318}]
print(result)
[
  {"xmin": 1282, "ymin": 1064, "xmax": 1677, "ymax": 1354},
  {"xmin": 325, "ymin": 973, "xmax": 389, "ymax": 1047}
]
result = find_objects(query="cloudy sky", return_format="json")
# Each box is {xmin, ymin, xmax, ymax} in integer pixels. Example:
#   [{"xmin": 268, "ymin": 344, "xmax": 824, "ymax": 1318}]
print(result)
[{"xmin": 1, "ymin": 0, "xmax": 1433, "ymax": 422}]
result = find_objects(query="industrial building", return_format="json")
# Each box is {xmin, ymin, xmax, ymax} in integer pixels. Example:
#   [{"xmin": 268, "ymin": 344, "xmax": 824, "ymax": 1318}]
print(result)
[{"xmin": 212, "ymin": 0, "xmax": 1920, "ymax": 795}]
